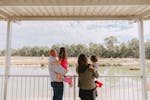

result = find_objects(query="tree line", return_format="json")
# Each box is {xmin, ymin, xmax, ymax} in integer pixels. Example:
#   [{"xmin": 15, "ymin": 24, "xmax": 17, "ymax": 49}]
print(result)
[{"xmin": 0, "ymin": 36, "xmax": 150, "ymax": 59}]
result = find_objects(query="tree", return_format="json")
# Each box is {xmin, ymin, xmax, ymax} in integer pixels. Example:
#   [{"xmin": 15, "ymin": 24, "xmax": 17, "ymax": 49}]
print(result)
[
  {"xmin": 17, "ymin": 46, "xmax": 31, "ymax": 56},
  {"xmin": 104, "ymin": 36, "xmax": 118, "ymax": 49},
  {"xmin": 1, "ymin": 37, "xmax": 149, "ymax": 59},
  {"xmin": 73, "ymin": 44, "xmax": 88, "ymax": 57},
  {"xmin": 89, "ymin": 43, "xmax": 105, "ymax": 57},
  {"xmin": 145, "ymin": 40, "xmax": 150, "ymax": 59},
  {"xmin": 104, "ymin": 36, "xmax": 119, "ymax": 57},
  {"xmin": 127, "ymin": 38, "xmax": 139, "ymax": 58},
  {"xmin": 119, "ymin": 43, "xmax": 128, "ymax": 58}
]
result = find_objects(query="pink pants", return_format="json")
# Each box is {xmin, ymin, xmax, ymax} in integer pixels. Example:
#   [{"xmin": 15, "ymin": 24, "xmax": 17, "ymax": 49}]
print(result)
[{"xmin": 64, "ymin": 77, "xmax": 72, "ymax": 86}]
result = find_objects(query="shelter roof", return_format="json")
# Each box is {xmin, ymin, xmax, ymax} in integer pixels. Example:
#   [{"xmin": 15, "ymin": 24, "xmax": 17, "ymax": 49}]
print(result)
[{"xmin": 0, "ymin": 0, "xmax": 150, "ymax": 20}]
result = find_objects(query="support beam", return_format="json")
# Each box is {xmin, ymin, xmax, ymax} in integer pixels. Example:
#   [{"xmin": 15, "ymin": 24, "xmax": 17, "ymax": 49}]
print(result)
[
  {"xmin": 13, "ymin": 16, "xmax": 136, "ymax": 21},
  {"xmin": 145, "ymin": 17, "xmax": 150, "ymax": 20},
  {"xmin": 0, "ymin": 13, "xmax": 6, "ymax": 18},
  {"xmin": 0, "ymin": 0, "xmax": 150, "ymax": 6},
  {"xmin": 3, "ymin": 20, "xmax": 12, "ymax": 100},
  {"xmin": 138, "ymin": 18, "xmax": 148, "ymax": 100},
  {"xmin": 139, "ymin": 9, "xmax": 150, "ymax": 19},
  {"xmin": 0, "ymin": 9, "xmax": 9, "ymax": 19}
]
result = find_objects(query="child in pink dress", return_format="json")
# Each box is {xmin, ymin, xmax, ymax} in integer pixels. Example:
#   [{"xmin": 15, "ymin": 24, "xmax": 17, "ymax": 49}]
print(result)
[
  {"xmin": 59, "ymin": 47, "xmax": 73, "ymax": 87},
  {"xmin": 60, "ymin": 57, "xmax": 73, "ymax": 87}
]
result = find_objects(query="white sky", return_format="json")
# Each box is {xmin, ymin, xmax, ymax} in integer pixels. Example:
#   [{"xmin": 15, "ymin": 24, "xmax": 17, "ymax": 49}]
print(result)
[{"xmin": 0, "ymin": 21, "xmax": 150, "ymax": 49}]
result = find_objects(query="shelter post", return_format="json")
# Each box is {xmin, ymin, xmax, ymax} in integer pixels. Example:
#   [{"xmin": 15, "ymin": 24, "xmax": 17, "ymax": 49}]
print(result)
[
  {"xmin": 3, "ymin": 20, "xmax": 12, "ymax": 100},
  {"xmin": 138, "ymin": 18, "xmax": 148, "ymax": 100}
]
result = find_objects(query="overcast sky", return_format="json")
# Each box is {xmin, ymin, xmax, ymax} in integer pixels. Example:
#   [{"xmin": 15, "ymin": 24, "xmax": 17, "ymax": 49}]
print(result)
[{"xmin": 0, "ymin": 21, "xmax": 150, "ymax": 49}]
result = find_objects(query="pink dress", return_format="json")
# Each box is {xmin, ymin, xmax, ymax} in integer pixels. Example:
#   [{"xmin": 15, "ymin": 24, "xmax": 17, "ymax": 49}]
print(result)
[
  {"xmin": 61, "ymin": 59, "xmax": 72, "ymax": 86},
  {"xmin": 61, "ymin": 59, "xmax": 68, "ymax": 70}
]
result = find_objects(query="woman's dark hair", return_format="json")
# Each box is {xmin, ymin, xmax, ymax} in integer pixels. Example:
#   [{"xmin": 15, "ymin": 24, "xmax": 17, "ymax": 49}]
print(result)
[
  {"xmin": 90, "ymin": 55, "xmax": 98, "ymax": 62},
  {"xmin": 77, "ymin": 54, "xmax": 89, "ymax": 73},
  {"xmin": 59, "ymin": 47, "xmax": 67, "ymax": 60},
  {"xmin": 78, "ymin": 54, "xmax": 88, "ymax": 66}
]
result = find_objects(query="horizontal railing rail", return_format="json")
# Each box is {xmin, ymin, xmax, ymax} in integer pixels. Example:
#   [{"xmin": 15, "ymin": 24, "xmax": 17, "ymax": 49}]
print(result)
[{"xmin": 0, "ymin": 74, "xmax": 145, "ymax": 77}]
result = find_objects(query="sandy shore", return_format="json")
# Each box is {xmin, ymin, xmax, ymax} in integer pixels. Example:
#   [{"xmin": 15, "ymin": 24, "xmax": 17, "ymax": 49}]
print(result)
[
  {"xmin": 0, "ymin": 56, "xmax": 79, "ymax": 66},
  {"xmin": 1, "ymin": 56, "xmax": 149, "ymax": 66}
]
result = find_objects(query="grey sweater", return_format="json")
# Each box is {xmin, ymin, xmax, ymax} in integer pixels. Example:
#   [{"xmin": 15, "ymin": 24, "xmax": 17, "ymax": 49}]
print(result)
[
  {"xmin": 78, "ymin": 68, "xmax": 99, "ymax": 90},
  {"xmin": 48, "ymin": 56, "xmax": 66, "ymax": 82}
]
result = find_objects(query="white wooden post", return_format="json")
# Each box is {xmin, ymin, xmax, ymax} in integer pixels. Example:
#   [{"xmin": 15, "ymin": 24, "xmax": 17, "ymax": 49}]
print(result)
[
  {"xmin": 138, "ymin": 18, "xmax": 148, "ymax": 100},
  {"xmin": 3, "ymin": 20, "xmax": 12, "ymax": 100}
]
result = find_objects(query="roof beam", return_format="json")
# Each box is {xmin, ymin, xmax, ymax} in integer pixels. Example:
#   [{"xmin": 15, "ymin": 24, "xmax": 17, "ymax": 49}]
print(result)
[
  {"xmin": 146, "ymin": 17, "xmax": 150, "ymax": 20},
  {"xmin": 0, "ymin": 0, "xmax": 150, "ymax": 6},
  {"xmin": 140, "ymin": 9, "xmax": 150, "ymax": 19},
  {"xmin": 0, "ymin": 9, "xmax": 9, "ymax": 19},
  {"xmin": 11, "ymin": 16, "xmax": 136, "ymax": 21}
]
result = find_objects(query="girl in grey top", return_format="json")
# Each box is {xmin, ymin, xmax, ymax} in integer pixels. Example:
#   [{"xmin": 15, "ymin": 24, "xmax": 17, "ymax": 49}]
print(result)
[{"xmin": 76, "ymin": 54, "xmax": 99, "ymax": 100}]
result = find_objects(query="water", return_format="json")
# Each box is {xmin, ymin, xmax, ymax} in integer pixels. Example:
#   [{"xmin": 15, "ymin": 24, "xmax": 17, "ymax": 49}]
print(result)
[
  {"xmin": 0, "ymin": 64, "xmax": 150, "ymax": 76},
  {"xmin": 0, "ymin": 66, "xmax": 76, "ymax": 75}
]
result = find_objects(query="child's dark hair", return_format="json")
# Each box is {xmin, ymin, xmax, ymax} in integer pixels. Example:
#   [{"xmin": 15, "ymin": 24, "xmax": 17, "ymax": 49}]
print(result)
[
  {"xmin": 90, "ymin": 55, "xmax": 98, "ymax": 62},
  {"xmin": 59, "ymin": 47, "xmax": 67, "ymax": 60}
]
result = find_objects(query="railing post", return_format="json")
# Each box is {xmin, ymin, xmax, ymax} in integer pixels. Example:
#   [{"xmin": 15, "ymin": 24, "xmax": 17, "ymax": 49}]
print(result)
[
  {"xmin": 73, "ymin": 75, "xmax": 76, "ymax": 100},
  {"xmin": 3, "ymin": 20, "xmax": 12, "ymax": 100}
]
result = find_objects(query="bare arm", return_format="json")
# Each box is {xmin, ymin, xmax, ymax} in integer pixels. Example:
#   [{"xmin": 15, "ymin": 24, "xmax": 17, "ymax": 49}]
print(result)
[
  {"xmin": 54, "ymin": 65, "xmax": 66, "ymax": 75},
  {"xmin": 48, "ymin": 57, "xmax": 65, "ymax": 74},
  {"xmin": 51, "ymin": 60, "xmax": 61, "ymax": 65}
]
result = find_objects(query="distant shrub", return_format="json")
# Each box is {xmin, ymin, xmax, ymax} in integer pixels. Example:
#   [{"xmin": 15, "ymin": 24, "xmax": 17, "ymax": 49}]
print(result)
[
  {"xmin": 112, "ymin": 63, "xmax": 122, "ymax": 66},
  {"xmin": 100, "ymin": 63, "xmax": 122, "ymax": 67},
  {"xmin": 99, "ymin": 63, "xmax": 111, "ymax": 67}
]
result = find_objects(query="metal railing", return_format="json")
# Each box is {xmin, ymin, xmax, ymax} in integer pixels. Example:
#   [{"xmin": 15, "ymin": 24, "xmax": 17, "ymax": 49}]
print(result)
[{"xmin": 0, "ymin": 75, "xmax": 150, "ymax": 100}]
